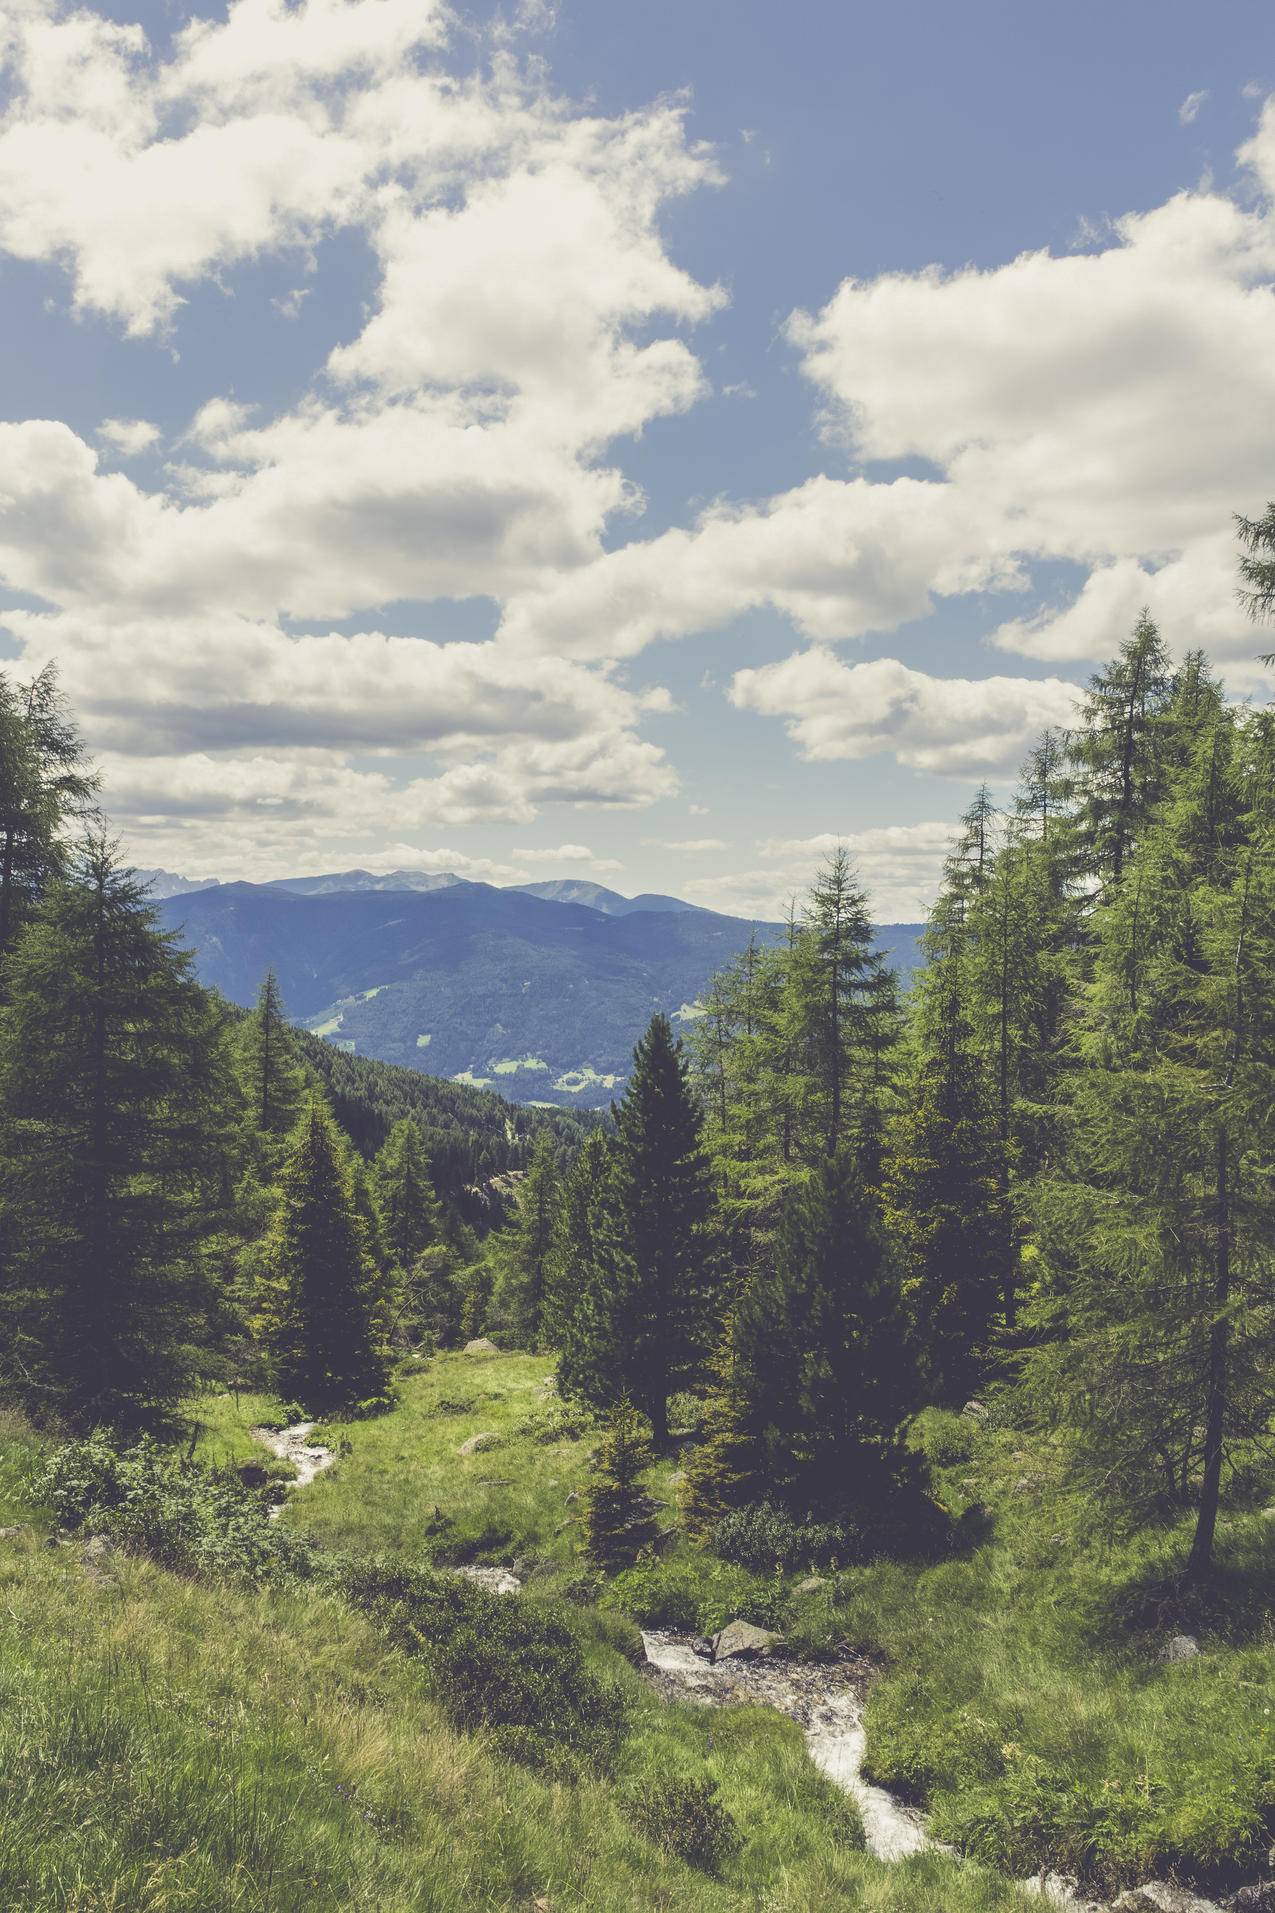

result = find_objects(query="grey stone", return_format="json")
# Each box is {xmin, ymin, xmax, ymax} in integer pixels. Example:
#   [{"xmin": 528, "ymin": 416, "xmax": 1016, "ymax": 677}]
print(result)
[
  {"xmin": 1232, "ymin": 1884, "xmax": 1275, "ymax": 1911},
  {"xmin": 454, "ymin": 1565, "xmax": 521, "ymax": 1596},
  {"xmin": 0, "ymin": 1525, "xmax": 27, "ymax": 1539},
  {"xmin": 1112, "ymin": 1885, "xmax": 1223, "ymax": 1912},
  {"xmin": 795, "ymin": 1575, "xmax": 827, "ymax": 1594},
  {"xmin": 961, "ymin": 1399, "xmax": 988, "ymax": 1421},
  {"xmin": 1160, "ymin": 1634, "xmax": 1200, "ymax": 1664},
  {"xmin": 463, "ymin": 1338, "xmax": 499, "ymax": 1355},
  {"xmin": 711, "ymin": 1619, "xmax": 780, "ymax": 1662},
  {"xmin": 457, "ymin": 1432, "xmax": 501, "ymax": 1456}
]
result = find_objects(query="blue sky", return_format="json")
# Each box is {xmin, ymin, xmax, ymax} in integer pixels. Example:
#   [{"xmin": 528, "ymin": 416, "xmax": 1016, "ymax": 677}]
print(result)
[{"xmin": 1, "ymin": 0, "xmax": 1272, "ymax": 918}]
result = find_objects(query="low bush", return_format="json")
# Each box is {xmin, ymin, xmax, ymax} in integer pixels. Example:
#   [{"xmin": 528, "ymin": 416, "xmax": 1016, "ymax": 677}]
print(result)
[
  {"xmin": 339, "ymin": 1556, "xmax": 631, "ymax": 1777},
  {"xmin": 626, "ymin": 1774, "xmax": 742, "ymax": 1873},
  {"xmin": 712, "ymin": 1499, "xmax": 859, "ymax": 1573},
  {"xmin": 910, "ymin": 1408, "xmax": 976, "ymax": 1469},
  {"xmin": 607, "ymin": 1551, "xmax": 789, "ymax": 1635},
  {"xmin": 37, "ymin": 1433, "xmax": 318, "ymax": 1584}
]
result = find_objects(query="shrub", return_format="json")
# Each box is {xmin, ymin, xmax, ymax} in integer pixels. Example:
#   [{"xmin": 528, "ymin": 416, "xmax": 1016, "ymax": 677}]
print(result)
[
  {"xmin": 37, "ymin": 1434, "xmax": 318, "ymax": 1584},
  {"xmin": 910, "ymin": 1408, "xmax": 976, "ymax": 1469},
  {"xmin": 626, "ymin": 1775, "xmax": 742, "ymax": 1873},
  {"xmin": 339, "ymin": 1556, "xmax": 631, "ymax": 1776},
  {"xmin": 712, "ymin": 1499, "xmax": 859, "ymax": 1574},
  {"xmin": 607, "ymin": 1553, "xmax": 789, "ymax": 1635}
]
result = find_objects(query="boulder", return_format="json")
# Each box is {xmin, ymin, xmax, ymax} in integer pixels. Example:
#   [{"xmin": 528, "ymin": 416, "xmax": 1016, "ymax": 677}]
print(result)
[
  {"xmin": 0, "ymin": 1525, "xmax": 27, "ymax": 1539},
  {"xmin": 961, "ymin": 1399, "xmax": 988, "ymax": 1421},
  {"xmin": 1232, "ymin": 1885, "xmax": 1275, "ymax": 1911},
  {"xmin": 458, "ymin": 1432, "xmax": 501, "ymax": 1456},
  {"xmin": 1112, "ymin": 1885, "xmax": 1224, "ymax": 1912},
  {"xmin": 1160, "ymin": 1634, "xmax": 1200, "ymax": 1664},
  {"xmin": 463, "ymin": 1338, "xmax": 499, "ymax": 1356},
  {"xmin": 795, "ymin": 1575, "xmax": 827, "ymax": 1594},
  {"xmin": 711, "ymin": 1620, "xmax": 780, "ymax": 1662},
  {"xmin": 454, "ymin": 1565, "xmax": 521, "ymax": 1596}
]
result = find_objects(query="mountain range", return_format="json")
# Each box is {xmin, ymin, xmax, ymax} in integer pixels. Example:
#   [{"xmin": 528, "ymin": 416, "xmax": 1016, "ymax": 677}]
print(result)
[{"xmin": 149, "ymin": 868, "xmax": 923, "ymax": 1110}]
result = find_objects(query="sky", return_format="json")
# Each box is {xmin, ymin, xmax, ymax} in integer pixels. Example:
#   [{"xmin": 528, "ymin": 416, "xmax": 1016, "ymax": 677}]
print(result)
[{"xmin": 1, "ymin": 0, "xmax": 1273, "ymax": 921}]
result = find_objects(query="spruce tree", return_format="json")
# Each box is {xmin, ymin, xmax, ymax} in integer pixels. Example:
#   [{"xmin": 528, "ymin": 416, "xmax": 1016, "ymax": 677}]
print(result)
[
  {"xmin": 258, "ymin": 1096, "xmax": 390, "ymax": 1410},
  {"xmin": 549, "ymin": 1132, "xmax": 630, "ymax": 1397},
  {"xmin": 735, "ymin": 1152, "xmax": 919, "ymax": 1519},
  {"xmin": 373, "ymin": 1116, "xmax": 444, "ymax": 1269},
  {"xmin": 0, "ymin": 839, "xmax": 233, "ymax": 1423},
  {"xmin": 0, "ymin": 663, "xmax": 96, "ymax": 972},
  {"xmin": 236, "ymin": 971, "xmax": 306, "ymax": 1159},
  {"xmin": 608, "ymin": 1013, "xmax": 717, "ymax": 1446},
  {"xmin": 488, "ymin": 1132, "xmax": 560, "ymax": 1348},
  {"xmin": 1068, "ymin": 610, "xmax": 1173, "ymax": 889},
  {"xmin": 583, "ymin": 1397, "xmax": 660, "ymax": 1569}
]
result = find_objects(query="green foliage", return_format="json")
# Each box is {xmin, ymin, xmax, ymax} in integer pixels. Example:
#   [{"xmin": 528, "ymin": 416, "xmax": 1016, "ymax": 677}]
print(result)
[
  {"xmin": 735, "ymin": 1152, "xmax": 923, "ymax": 1521},
  {"xmin": 606, "ymin": 1550, "xmax": 790, "ymax": 1635},
  {"xmin": 257, "ymin": 1097, "xmax": 392, "ymax": 1411},
  {"xmin": 486, "ymin": 1130, "xmax": 561, "ymax": 1348},
  {"xmin": 234, "ymin": 970, "xmax": 307, "ymax": 1164},
  {"xmin": 339, "ymin": 1556, "xmax": 631, "ymax": 1778},
  {"xmin": 0, "ymin": 662, "xmax": 95, "ymax": 972},
  {"xmin": 711, "ymin": 1499, "xmax": 857, "ymax": 1574},
  {"xmin": 0, "ymin": 839, "xmax": 236, "ymax": 1425},
  {"xmin": 626, "ymin": 1774, "xmax": 742, "ymax": 1873},
  {"xmin": 38, "ymin": 1432, "xmax": 317, "ymax": 1583},
  {"xmin": 680, "ymin": 1324, "xmax": 755, "ymax": 1539},
  {"xmin": 585, "ymin": 1397, "xmax": 661, "ymax": 1569}
]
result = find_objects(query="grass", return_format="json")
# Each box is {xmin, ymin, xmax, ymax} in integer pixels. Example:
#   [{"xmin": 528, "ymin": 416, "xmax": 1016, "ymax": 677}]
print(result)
[
  {"xmin": 10, "ymin": 1356, "xmax": 1271, "ymax": 1905},
  {"xmin": 0, "ymin": 1400, "xmax": 1022, "ymax": 1912}
]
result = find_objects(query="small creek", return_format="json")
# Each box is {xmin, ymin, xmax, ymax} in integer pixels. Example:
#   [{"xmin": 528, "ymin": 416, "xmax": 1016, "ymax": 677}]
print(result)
[{"xmin": 253, "ymin": 1422, "xmax": 336, "ymax": 1517}]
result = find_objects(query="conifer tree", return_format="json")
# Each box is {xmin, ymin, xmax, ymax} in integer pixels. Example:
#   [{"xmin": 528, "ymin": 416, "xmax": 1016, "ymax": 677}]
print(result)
[
  {"xmin": 236, "ymin": 971, "xmax": 306, "ymax": 1158},
  {"xmin": 0, "ymin": 664, "xmax": 96, "ymax": 972},
  {"xmin": 0, "ymin": 839, "xmax": 233, "ymax": 1423},
  {"xmin": 583, "ymin": 1397, "xmax": 660, "ymax": 1569},
  {"xmin": 680, "ymin": 1322, "xmax": 754, "ymax": 1538},
  {"xmin": 487, "ymin": 1132, "xmax": 560, "ymax": 1348},
  {"xmin": 372, "ymin": 1116, "xmax": 444, "ymax": 1270},
  {"xmin": 258, "ymin": 1096, "xmax": 390, "ymax": 1409},
  {"xmin": 607, "ymin": 1013, "xmax": 717, "ymax": 1445},
  {"xmin": 1068, "ymin": 610, "xmax": 1173, "ymax": 889},
  {"xmin": 883, "ymin": 945, "xmax": 1011, "ymax": 1400},
  {"xmin": 549, "ymin": 1131, "xmax": 629, "ymax": 1393},
  {"xmin": 735, "ymin": 1152, "xmax": 919, "ymax": 1518},
  {"xmin": 1024, "ymin": 708, "xmax": 1275, "ymax": 1577}
]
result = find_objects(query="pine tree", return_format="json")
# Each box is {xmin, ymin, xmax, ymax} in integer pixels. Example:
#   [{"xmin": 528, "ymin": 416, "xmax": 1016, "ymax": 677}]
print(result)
[
  {"xmin": 583, "ymin": 1397, "xmax": 660, "ymax": 1569},
  {"xmin": 608, "ymin": 1014, "xmax": 717, "ymax": 1446},
  {"xmin": 0, "ymin": 664, "xmax": 96, "ymax": 972},
  {"xmin": 0, "ymin": 839, "xmax": 234, "ymax": 1423},
  {"xmin": 258, "ymin": 1096, "xmax": 391, "ymax": 1410},
  {"xmin": 488, "ymin": 1132, "xmax": 560, "ymax": 1348},
  {"xmin": 1023, "ymin": 707, "xmax": 1275, "ymax": 1577},
  {"xmin": 235, "ymin": 971, "xmax": 307, "ymax": 1159},
  {"xmin": 372, "ymin": 1117, "xmax": 444, "ymax": 1269},
  {"xmin": 549, "ymin": 1132, "xmax": 630, "ymax": 1396},
  {"xmin": 735, "ymin": 1152, "xmax": 919, "ymax": 1519}
]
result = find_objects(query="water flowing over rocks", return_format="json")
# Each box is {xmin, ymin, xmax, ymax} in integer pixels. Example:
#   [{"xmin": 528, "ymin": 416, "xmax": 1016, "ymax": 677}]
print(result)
[
  {"xmin": 253, "ymin": 1422, "xmax": 336, "ymax": 1517},
  {"xmin": 640, "ymin": 1629, "xmax": 1240, "ymax": 1911}
]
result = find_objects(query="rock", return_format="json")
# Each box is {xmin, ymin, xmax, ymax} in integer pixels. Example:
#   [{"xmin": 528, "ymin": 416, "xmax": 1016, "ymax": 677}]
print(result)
[
  {"xmin": 1012, "ymin": 1475, "xmax": 1039, "ymax": 1496},
  {"xmin": 795, "ymin": 1575, "xmax": 827, "ymax": 1594},
  {"xmin": 454, "ymin": 1565, "xmax": 521, "ymax": 1596},
  {"xmin": 0, "ymin": 1525, "xmax": 27, "ymax": 1539},
  {"xmin": 690, "ymin": 1636, "xmax": 714, "ymax": 1660},
  {"xmin": 1232, "ymin": 1885, "xmax": 1275, "ymax": 1911},
  {"xmin": 457, "ymin": 1432, "xmax": 501, "ymax": 1456},
  {"xmin": 1160, "ymin": 1634, "xmax": 1200, "ymax": 1664},
  {"xmin": 81, "ymin": 1534, "xmax": 119, "ymax": 1583},
  {"xmin": 711, "ymin": 1620, "xmax": 780, "ymax": 1662},
  {"xmin": 1113, "ymin": 1885, "xmax": 1224, "ymax": 1912},
  {"xmin": 961, "ymin": 1399, "xmax": 988, "ymax": 1421},
  {"xmin": 1260, "ymin": 1505, "xmax": 1275, "ymax": 1521},
  {"xmin": 463, "ymin": 1338, "xmax": 499, "ymax": 1356}
]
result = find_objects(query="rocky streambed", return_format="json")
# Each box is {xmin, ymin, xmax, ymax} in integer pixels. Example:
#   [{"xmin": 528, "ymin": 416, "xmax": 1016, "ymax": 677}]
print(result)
[
  {"xmin": 640, "ymin": 1628, "xmax": 1264, "ymax": 1913},
  {"xmin": 252, "ymin": 1421, "xmax": 336, "ymax": 1516}
]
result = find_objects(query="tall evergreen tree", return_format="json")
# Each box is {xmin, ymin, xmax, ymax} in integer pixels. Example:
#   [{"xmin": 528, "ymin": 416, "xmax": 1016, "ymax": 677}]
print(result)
[
  {"xmin": 257, "ymin": 1096, "xmax": 390, "ymax": 1410},
  {"xmin": 0, "ymin": 840, "xmax": 233, "ymax": 1423},
  {"xmin": 1023, "ymin": 708, "xmax": 1275, "ymax": 1577},
  {"xmin": 487, "ymin": 1132, "xmax": 561, "ymax": 1348},
  {"xmin": 735, "ymin": 1152, "xmax": 919, "ymax": 1518},
  {"xmin": 583, "ymin": 1397, "xmax": 660, "ymax": 1569},
  {"xmin": 1068, "ymin": 610, "xmax": 1173, "ymax": 890},
  {"xmin": 236, "ymin": 971, "xmax": 306, "ymax": 1156},
  {"xmin": 680, "ymin": 1321, "xmax": 755, "ymax": 1538},
  {"xmin": 0, "ymin": 664, "xmax": 96, "ymax": 972},
  {"xmin": 549, "ymin": 1131, "xmax": 628, "ymax": 1395}
]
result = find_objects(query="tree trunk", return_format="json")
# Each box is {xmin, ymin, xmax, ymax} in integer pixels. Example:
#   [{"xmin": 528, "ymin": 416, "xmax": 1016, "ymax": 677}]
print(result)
[{"xmin": 1187, "ymin": 1123, "xmax": 1231, "ymax": 1581}]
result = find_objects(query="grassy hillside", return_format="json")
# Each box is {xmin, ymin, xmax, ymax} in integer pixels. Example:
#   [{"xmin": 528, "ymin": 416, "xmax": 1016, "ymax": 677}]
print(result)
[{"xmin": 0, "ymin": 1373, "xmax": 1028, "ymax": 1913}]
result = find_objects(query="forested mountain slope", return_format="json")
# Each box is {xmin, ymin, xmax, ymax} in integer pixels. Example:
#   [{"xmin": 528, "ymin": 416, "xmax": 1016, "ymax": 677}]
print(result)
[{"xmin": 157, "ymin": 877, "xmax": 922, "ymax": 1107}]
